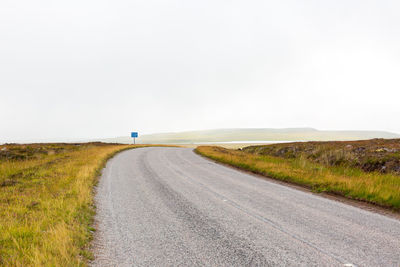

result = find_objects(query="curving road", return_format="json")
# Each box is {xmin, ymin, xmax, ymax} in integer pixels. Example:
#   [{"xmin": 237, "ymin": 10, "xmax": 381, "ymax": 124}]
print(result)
[{"xmin": 92, "ymin": 147, "xmax": 400, "ymax": 266}]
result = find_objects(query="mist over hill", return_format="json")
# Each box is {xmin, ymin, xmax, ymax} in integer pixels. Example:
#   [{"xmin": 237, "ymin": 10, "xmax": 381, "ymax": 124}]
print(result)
[{"xmin": 99, "ymin": 128, "xmax": 400, "ymax": 144}]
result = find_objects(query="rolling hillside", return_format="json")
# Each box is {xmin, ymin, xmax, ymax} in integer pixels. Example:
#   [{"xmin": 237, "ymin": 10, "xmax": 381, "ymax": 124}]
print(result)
[{"xmin": 100, "ymin": 128, "xmax": 400, "ymax": 144}]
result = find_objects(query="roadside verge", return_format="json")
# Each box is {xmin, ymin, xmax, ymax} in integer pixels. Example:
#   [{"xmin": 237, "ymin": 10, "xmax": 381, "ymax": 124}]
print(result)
[
  {"xmin": 195, "ymin": 146, "xmax": 400, "ymax": 215},
  {"xmin": 0, "ymin": 143, "xmax": 154, "ymax": 266}
]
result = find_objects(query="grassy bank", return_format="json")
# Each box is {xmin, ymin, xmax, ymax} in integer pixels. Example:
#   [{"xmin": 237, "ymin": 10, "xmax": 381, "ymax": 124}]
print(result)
[
  {"xmin": 243, "ymin": 139, "xmax": 400, "ymax": 175},
  {"xmin": 0, "ymin": 143, "xmax": 140, "ymax": 266},
  {"xmin": 196, "ymin": 146, "xmax": 400, "ymax": 210}
]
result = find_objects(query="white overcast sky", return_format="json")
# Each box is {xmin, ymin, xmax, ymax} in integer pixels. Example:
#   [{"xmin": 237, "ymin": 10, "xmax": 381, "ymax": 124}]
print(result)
[{"xmin": 1, "ymin": 0, "xmax": 400, "ymax": 142}]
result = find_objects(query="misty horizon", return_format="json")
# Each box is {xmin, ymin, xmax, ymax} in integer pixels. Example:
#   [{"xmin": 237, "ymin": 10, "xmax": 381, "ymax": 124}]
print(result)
[
  {"xmin": 1, "ymin": 1, "xmax": 400, "ymax": 142},
  {"xmin": 2, "ymin": 127, "xmax": 399, "ymax": 144}
]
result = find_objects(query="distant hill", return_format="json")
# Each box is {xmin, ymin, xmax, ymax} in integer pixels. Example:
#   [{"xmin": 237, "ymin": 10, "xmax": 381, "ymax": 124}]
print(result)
[{"xmin": 98, "ymin": 128, "xmax": 400, "ymax": 144}]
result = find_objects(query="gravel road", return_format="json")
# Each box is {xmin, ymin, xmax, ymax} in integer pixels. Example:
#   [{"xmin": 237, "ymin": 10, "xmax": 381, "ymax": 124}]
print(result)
[{"xmin": 92, "ymin": 147, "xmax": 400, "ymax": 266}]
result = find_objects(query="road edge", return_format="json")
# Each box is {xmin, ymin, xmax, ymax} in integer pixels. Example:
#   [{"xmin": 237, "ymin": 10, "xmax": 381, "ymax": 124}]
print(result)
[
  {"xmin": 84, "ymin": 146, "xmax": 140, "ymax": 263},
  {"xmin": 194, "ymin": 148, "xmax": 400, "ymax": 221}
]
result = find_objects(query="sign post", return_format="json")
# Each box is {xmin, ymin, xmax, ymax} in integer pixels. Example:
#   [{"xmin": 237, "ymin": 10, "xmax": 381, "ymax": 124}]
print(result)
[{"xmin": 131, "ymin": 132, "xmax": 138, "ymax": 144}]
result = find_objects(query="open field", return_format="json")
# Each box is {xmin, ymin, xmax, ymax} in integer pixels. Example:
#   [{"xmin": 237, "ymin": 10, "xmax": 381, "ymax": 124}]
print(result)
[
  {"xmin": 243, "ymin": 139, "xmax": 400, "ymax": 175},
  {"xmin": 196, "ymin": 144, "xmax": 400, "ymax": 210},
  {"xmin": 0, "ymin": 143, "xmax": 146, "ymax": 266},
  {"xmin": 100, "ymin": 128, "xmax": 400, "ymax": 144},
  {"xmin": 181, "ymin": 143, "xmax": 274, "ymax": 149}
]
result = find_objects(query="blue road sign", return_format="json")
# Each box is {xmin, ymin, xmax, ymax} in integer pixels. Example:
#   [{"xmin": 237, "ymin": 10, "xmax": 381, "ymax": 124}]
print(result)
[{"xmin": 131, "ymin": 132, "xmax": 138, "ymax": 138}]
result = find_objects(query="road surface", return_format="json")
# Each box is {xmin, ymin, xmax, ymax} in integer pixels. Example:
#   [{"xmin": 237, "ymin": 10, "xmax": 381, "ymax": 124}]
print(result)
[{"xmin": 92, "ymin": 147, "xmax": 400, "ymax": 266}]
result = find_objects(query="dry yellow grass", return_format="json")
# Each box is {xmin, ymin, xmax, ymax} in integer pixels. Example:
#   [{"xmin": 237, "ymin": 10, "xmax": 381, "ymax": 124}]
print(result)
[
  {"xmin": 0, "ymin": 143, "xmax": 142, "ymax": 266},
  {"xmin": 196, "ymin": 146, "xmax": 400, "ymax": 210}
]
